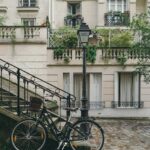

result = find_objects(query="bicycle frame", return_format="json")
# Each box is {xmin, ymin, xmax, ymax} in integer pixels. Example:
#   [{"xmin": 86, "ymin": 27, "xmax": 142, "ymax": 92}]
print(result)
[{"xmin": 37, "ymin": 106, "xmax": 73, "ymax": 142}]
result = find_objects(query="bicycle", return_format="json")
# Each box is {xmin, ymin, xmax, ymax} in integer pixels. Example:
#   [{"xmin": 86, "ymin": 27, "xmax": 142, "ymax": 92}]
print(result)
[{"xmin": 11, "ymin": 96, "xmax": 104, "ymax": 150}]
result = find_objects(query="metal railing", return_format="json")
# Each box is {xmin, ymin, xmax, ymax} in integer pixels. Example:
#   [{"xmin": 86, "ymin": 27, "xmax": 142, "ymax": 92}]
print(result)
[
  {"xmin": 111, "ymin": 101, "xmax": 144, "ymax": 108},
  {"xmin": 104, "ymin": 11, "xmax": 130, "ymax": 26},
  {"xmin": 64, "ymin": 15, "xmax": 83, "ymax": 27},
  {"xmin": 0, "ymin": 58, "xmax": 76, "ymax": 118}
]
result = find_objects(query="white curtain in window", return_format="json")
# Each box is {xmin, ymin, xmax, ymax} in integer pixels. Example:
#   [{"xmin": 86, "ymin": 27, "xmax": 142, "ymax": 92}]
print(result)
[
  {"xmin": 63, "ymin": 73, "xmax": 70, "ymax": 95},
  {"xmin": 132, "ymin": 73, "xmax": 139, "ymax": 102},
  {"xmin": 74, "ymin": 74, "xmax": 89, "ymax": 106},
  {"xmin": 93, "ymin": 74, "xmax": 102, "ymax": 102},
  {"xmin": 120, "ymin": 73, "xmax": 139, "ymax": 103},
  {"xmin": 76, "ymin": 3, "xmax": 81, "ymax": 14},
  {"xmin": 120, "ymin": 73, "xmax": 132, "ymax": 102},
  {"xmin": 107, "ymin": 0, "xmax": 127, "ymax": 12}
]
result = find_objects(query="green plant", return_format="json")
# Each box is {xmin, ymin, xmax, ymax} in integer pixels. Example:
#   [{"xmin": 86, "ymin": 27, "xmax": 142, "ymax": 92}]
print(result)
[
  {"xmin": 54, "ymin": 47, "xmax": 64, "ymax": 57},
  {"xmin": 95, "ymin": 28, "xmax": 133, "ymax": 47},
  {"xmin": 0, "ymin": 16, "xmax": 5, "ymax": 25},
  {"xmin": 111, "ymin": 31, "xmax": 133, "ymax": 47},
  {"xmin": 63, "ymin": 33, "xmax": 78, "ymax": 48},
  {"xmin": 86, "ymin": 45, "xmax": 97, "ymax": 63},
  {"xmin": 116, "ymin": 55, "xmax": 127, "ymax": 65},
  {"xmin": 64, "ymin": 56, "xmax": 70, "ymax": 64},
  {"xmin": 52, "ymin": 26, "xmax": 78, "ymax": 48}
]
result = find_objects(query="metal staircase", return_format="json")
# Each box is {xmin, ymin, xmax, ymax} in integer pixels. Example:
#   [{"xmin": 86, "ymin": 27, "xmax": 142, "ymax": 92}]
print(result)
[{"xmin": 0, "ymin": 58, "xmax": 76, "ymax": 118}]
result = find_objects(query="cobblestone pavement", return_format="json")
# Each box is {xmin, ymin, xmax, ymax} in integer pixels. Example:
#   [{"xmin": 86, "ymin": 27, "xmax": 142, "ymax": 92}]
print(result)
[{"xmin": 97, "ymin": 119, "xmax": 150, "ymax": 150}]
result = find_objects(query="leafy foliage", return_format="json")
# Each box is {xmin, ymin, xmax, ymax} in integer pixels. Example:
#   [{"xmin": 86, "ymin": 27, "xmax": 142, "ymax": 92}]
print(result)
[
  {"xmin": 95, "ymin": 28, "xmax": 133, "ymax": 47},
  {"xmin": 54, "ymin": 47, "xmax": 64, "ymax": 56},
  {"xmin": 86, "ymin": 45, "xmax": 97, "ymax": 63},
  {"xmin": 0, "ymin": 16, "xmax": 5, "ymax": 25},
  {"xmin": 130, "ymin": 12, "xmax": 150, "ymax": 82}
]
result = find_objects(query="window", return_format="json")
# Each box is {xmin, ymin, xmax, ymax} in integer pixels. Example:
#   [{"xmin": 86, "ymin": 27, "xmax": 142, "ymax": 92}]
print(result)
[
  {"xmin": 63, "ymin": 73, "xmax": 103, "ymax": 109},
  {"xmin": 67, "ymin": 3, "xmax": 81, "ymax": 15},
  {"xmin": 19, "ymin": 0, "xmax": 37, "ymax": 7},
  {"xmin": 74, "ymin": 74, "xmax": 89, "ymax": 107},
  {"xmin": 22, "ymin": 18, "xmax": 36, "ymax": 26},
  {"xmin": 107, "ymin": 0, "xmax": 128, "ymax": 12},
  {"xmin": 117, "ymin": 72, "xmax": 140, "ymax": 107},
  {"xmin": 90, "ymin": 73, "xmax": 103, "ymax": 109}
]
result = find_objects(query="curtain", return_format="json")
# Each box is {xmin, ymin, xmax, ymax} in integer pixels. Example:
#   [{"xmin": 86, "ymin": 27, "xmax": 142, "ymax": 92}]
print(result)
[
  {"xmin": 74, "ymin": 74, "xmax": 89, "ymax": 106},
  {"xmin": 119, "ymin": 72, "xmax": 139, "ymax": 107},
  {"xmin": 92, "ymin": 74, "xmax": 102, "ymax": 109},
  {"xmin": 93, "ymin": 74, "xmax": 102, "ymax": 102},
  {"xmin": 120, "ymin": 73, "xmax": 132, "ymax": 103}
]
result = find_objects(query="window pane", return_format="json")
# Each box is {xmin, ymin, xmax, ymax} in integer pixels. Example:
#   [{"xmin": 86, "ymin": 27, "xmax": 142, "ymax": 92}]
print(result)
[
  {"xmin": 119, "ymin": 73, "xmax": 132, "ymax": 102},
  {"xmin": 118, "ymin": 72, "xmax": 139, "ymax": 107},
  {"xmin": 23, "ymin": 0, "xmax": 29, "ymax": 7},
  {"xmin": 22, "ymin": 18, "xmax": 35, "ymax": 26},
  {"xmin": 30, "ymin": 0, "xmax": 36, "ymax": 7},
  {"xmin": 74, "ymin": 74, "xmax": 89, "ymax": 106}
]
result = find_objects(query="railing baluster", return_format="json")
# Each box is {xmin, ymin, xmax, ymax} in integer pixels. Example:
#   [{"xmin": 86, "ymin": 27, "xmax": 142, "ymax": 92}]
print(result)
[
  {"xmin": 23, "ymin": 79, "xmax": 26, "ymax": 112},
  {"xmin": 17, "ymin": 69, "xmax": 21, "ymax": 116},
  {"xmin": 0, "ymin": 68, "xmax": 3, "ymax": 101},
  {"xmin": 66, "ymin": 95, "xmax": 71, "ymax": 120}
]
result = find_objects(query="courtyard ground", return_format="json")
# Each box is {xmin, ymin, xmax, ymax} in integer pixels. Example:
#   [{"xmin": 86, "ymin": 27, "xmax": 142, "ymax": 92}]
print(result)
[{"xmin": 97, "ymin": 118, "xmax": 150, "ymax": 150}]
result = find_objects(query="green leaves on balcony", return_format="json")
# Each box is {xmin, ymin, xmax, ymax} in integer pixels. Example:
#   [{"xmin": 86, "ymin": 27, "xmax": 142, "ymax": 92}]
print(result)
[
  {"xmin": 86, "ymin": 45, "xmax": 97, "ymax": 63},
  {"xmin": 95, "ymin": 28, "xmax": 133, "ymax": 47}
]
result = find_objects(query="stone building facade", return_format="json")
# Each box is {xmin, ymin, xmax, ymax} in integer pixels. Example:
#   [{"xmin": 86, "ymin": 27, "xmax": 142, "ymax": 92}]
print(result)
[{"xmin": 0, "ymin": 0, "xmax": 150, "ymax": 117}]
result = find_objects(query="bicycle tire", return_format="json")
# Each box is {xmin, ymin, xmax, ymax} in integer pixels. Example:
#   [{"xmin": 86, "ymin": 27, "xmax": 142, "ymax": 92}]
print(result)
[
  {"xmin": 69, "ymin": 119, "xmax": 104, "ymax": 150},
  {"xmin": 11, "ymin": 119, "xmax": 47, "ymax": 150}
]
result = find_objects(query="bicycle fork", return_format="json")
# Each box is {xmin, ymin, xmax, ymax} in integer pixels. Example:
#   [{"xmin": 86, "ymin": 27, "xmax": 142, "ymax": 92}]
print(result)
[{"xmin": 57, "ymin": 141, "xmax": 67, "ymax": 150}]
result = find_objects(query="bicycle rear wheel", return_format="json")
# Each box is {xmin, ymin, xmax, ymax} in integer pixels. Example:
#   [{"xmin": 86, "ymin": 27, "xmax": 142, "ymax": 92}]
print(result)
[
  {"xmin": 69, "ymin": 119, "xmax": 104, "ymax": 150},
  {"xmin": 11, "ymin": 119, "xmax": 47, "ymax": 150}
]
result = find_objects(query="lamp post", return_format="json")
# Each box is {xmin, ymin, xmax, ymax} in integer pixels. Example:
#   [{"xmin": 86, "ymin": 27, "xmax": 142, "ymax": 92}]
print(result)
[{"xmin": 77, "ymin": 22, "xmax": 91, "ymax": 119}]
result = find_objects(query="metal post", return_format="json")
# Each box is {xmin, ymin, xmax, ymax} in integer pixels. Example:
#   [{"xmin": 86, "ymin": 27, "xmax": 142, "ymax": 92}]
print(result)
[
  {"xmin": 17, "ymin": 69, "xmax": 20, "ymax": 116},
  {"xmin": 81, "ymin": 46, "xmax": 89, "ymax": 119},
  {"xmin": 66, "ymin": 95, "xmax": 71, "ymax": 120}
]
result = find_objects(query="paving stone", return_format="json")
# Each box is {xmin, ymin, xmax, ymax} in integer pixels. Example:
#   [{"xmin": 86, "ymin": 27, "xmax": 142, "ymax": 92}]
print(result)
[{"xmin": 96, "ymin": 119, "xmax": 150, "ymax": 150}]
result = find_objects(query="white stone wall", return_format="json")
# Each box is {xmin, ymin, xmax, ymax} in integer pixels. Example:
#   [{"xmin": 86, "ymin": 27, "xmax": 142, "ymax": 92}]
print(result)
[
  {"xmin": 0, "ymin": 0, "xmax": 49, "ymax": 25},
  {"xmin": 0, "ymin": 0, "xmax": 148, "ymax": 28}
]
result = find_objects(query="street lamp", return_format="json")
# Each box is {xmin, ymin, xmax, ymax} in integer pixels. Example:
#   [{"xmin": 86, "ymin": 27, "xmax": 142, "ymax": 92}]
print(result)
[{"xmin": 77, "ymin": 22, "xmax": 91, "ymax": 119}]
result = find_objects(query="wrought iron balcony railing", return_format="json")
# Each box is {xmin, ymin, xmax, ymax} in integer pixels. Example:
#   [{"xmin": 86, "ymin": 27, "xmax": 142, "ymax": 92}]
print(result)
[
  {"xmin": 111, "ymin": 101, "xmax": 144, "ymax": 108},
  {"xmin": 104, "ymin": 11, "xmax": 130, "ymax": 26},
  {"xmin": 61, "ymin": 100, "xmax": 105, "ymax": 110},
  {"xmin": 64, "ymin": 15, "xmax": 83, "ymax": 27}
]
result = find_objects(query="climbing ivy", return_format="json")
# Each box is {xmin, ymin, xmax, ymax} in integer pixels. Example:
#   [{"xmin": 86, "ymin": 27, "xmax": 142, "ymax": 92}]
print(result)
[{"xmin": 86, "ymin": 45, "xmax": 97, "ymax": 63}]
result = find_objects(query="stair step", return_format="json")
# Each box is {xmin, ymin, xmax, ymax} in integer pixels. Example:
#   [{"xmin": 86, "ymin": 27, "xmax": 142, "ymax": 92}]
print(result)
[
  {"xmin": 0, "ymin": 92, "xmax": 12, "ymax": 95},
  {"xmin": 0, "ymin": 96, "xmax": 17, "ymax": 100},
  {"xmin": 2, "ymin": 105, "xmax": 28, "ymax": 109}
]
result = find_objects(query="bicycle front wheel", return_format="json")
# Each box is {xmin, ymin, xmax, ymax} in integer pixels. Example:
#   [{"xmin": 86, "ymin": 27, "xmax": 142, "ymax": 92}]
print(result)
[
  {"xmin": 11, "ymin": 119, "xmax": 47, "ymax": 150},
  {"xmin": 69, "ymin": 119, "xmax": 104, "ymax": 150}
]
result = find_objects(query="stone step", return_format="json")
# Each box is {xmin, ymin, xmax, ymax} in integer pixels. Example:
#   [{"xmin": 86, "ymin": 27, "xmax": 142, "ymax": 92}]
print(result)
[{"xmin": 0, "ymin": 95, "xmax": 17, "ymax": 100}]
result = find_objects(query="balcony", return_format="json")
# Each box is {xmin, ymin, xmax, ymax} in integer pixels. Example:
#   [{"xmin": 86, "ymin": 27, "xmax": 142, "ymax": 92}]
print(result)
[
  {"xmin": 0, "ymin": 26, "xmax": 46, "ymax": 43},
  {"xmin": 104, "ymin": 11, "xmax": 130, "ymax": 26},
  {"xmin": 111, "ymin": 101, "xmax": 144, "ymax": 108},
  {"xmin": 64, "ymin": 14, "xmax": 83, "ymax": 27},
  {"xmin": 47, "ymin": 47, "xmax": 150, "ymax": 65}
]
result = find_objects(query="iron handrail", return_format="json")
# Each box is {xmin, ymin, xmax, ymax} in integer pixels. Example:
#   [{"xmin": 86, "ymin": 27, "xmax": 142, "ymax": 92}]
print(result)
[{"xmin": 0, "ymin": 58, "xmax": 76, "ymax": 101}]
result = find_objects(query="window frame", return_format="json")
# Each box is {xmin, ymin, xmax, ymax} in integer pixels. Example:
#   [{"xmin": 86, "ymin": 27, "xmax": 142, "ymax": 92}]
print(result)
[
  {"xmin": 107, "ymin": 0, "xmax": 128, "ymax": 12},
  {"xmin": 115, "ymin": 72, "xmax": 141, "ymax": 108},
  {"xmin": 19, "ymin": 0, "xmax": 37, "ymax": 7},
  {"xmin": 21, "ymin": 18, "xmax": 36, "ymax": 26}
]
